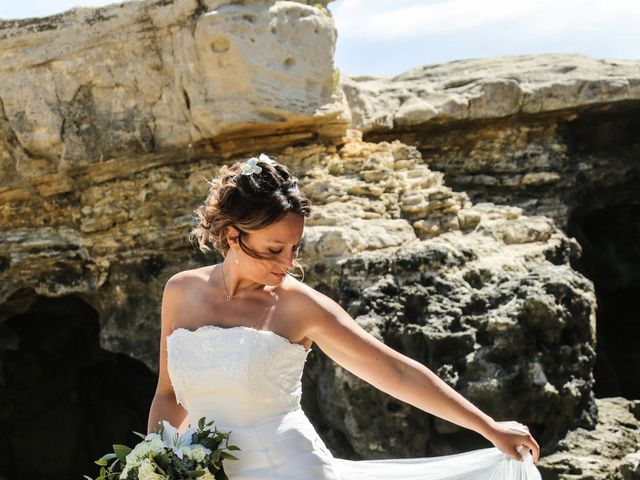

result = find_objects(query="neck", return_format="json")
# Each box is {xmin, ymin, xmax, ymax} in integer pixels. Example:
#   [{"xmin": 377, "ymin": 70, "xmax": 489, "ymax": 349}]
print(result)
[{"xmin": 220, "ymin": 259, "xmax": 264, "ymax": 298}]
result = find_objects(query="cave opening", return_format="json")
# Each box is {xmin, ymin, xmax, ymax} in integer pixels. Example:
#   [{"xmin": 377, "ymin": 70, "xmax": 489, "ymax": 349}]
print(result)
[
  {"xmin": 568, "ymin": 202, "xmax": 640, "ymax": 400},
  {"xmin": 0, "ymin": 291, "xmax": 156, "ymax": 480}
]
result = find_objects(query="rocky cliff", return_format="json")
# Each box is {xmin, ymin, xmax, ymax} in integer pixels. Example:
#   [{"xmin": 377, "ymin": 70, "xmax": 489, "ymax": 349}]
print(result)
[{"xmin": 0, "ymin": 1, "xmax": 638, "ymax": 479}]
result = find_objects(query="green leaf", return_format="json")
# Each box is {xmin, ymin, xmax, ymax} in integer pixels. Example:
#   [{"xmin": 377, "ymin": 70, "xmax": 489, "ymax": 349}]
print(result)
[
  {"xmin": 98, "ymin": 452, "xmax": 118, "ymax": 465},
  {"xmin": 226, "ymin": 444, "xmax": 240, "ymax": 451},
  {"xmin": 108, "ymin": 457, "xmax": 120, "ymax": 471},
  {"xmin": 189, "ymin": 470, "xmax": 206, "ymax": 478},
  {"xmin": 220, "ymin": 451, "xmax": 239, "ymax": 461},
  {"xmin": 155, "ymin": 452, "xmax": 170, "ymax": 467},
  {"xmin": 132, "ymin": 431, "xmax": 147, "ymax": 440},
  {"xmin": 112, "ymin": 444, "xmax": 132, "ymax": 464}
]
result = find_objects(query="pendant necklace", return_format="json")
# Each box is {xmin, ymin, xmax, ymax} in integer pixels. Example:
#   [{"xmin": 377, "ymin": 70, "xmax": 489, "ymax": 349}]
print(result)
[
  {"xmin": 220, "ymin": 264, "xmax": 233, "ymax": 301},
  {"xmin": 220, "ymin": 264, "xmax": 281, "ymax": 301}
]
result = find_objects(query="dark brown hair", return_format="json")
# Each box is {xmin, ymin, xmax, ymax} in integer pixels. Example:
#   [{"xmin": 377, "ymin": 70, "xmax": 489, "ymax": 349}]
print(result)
[{"xmin": 189, "ymin": 156, "xmax": 312, "ymax": 277}]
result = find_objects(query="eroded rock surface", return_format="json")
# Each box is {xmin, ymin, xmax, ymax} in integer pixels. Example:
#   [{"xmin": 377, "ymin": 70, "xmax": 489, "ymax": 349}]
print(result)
[
  {"xmin": 341, "ymin": 53, "xmax": 640, "ymax": 406},
  {"xmin": 0, "ymin": 3, "xmax": 625, "ymax": 479},
  {"xmin": 0, "ymin": 0, "xmax": 348, "ymax": 186},
  {"xmin": 1, "ymin": 132, "xmax": 597, "ymax": 463},
  {"xmin": 537, "ymin": 397, "xmax": 640, "ymax": 480}
]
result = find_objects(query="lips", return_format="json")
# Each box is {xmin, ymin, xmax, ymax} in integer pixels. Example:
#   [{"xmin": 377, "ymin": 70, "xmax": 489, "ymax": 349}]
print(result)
[{"xmin": 272, "ymin": 271, "xmax": 286, "ymax": 278}]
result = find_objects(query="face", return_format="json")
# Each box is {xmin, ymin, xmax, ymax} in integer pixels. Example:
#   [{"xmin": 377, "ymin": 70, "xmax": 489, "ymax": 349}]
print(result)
[{"xmin": 228, "ymin": 213, "xmax": 305, "ymax": 286}]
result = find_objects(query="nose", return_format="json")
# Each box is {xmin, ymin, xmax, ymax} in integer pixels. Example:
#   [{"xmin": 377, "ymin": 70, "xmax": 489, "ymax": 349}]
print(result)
[{"xmin": 274, "ymin": 250, "xmax": 297, "ymax": 272}]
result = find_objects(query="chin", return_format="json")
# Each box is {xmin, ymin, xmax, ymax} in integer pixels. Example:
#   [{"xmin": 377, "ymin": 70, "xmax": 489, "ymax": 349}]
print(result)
[{"xmin": 266, "ymin": 271, "xmax": 286, "ymax": 285}]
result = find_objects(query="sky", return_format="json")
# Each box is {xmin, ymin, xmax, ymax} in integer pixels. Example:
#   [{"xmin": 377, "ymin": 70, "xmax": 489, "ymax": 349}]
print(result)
[{"xmin": 1, "ymin": 0, "xmax": 639, "ymax": 77}]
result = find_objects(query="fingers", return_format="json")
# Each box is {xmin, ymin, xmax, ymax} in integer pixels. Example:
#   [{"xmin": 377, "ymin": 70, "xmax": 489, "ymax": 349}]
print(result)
[
  {"xmin": 515, "ymin": 444, "xmax": 528, "ymax": 462},
  {"xmin": 528, "ymin": 435, "xmax": 541, "ymax": 463},
  {"xmin": 517, "ymin": 436, "xmax": 541, "ymax": 464},
  {"xmin": 512, "ymin": 422, "xmax": 539, "ymax": 463}
]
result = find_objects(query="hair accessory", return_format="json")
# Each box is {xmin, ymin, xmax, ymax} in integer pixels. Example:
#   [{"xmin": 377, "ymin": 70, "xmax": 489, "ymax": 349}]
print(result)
[{"xmin": 240, "ymin": 153, "xmax": 277, "ymax": 176}]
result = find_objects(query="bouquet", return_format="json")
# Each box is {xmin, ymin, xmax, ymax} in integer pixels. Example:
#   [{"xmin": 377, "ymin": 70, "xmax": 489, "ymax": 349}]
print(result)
[{"xmin": 84, "ymin": 417, "xmax": 240, "ymax": 480}]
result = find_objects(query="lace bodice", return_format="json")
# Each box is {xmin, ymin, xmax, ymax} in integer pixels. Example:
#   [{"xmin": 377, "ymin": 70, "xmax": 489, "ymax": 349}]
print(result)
[{"xmin": 166, "ymin": 325, "xmax": 310, "ymax": 426}]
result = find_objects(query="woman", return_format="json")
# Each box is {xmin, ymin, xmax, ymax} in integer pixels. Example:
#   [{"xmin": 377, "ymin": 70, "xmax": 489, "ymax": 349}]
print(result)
[{"xmin": 147, "ymin": 154, "xmax": 542, "ymax": 479}]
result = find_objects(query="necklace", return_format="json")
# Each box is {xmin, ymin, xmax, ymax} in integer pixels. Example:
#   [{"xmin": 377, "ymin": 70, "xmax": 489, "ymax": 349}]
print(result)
[
  {"xmin": 220, "ymin": 264, "xmax": 282, "ymax": 301},
  {"xmin": 220, "ymin": 264, "xmax": 233, "ymax": 301}
]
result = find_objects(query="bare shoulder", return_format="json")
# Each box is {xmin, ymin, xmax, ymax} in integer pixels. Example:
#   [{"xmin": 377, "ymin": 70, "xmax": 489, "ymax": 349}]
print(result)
[
  {"xmin": 280, "ymin": 277, "xmax": 346, "ymax": 332},
  {"xmin": 162, "ymin": 266, "xmax": 214, "ymax": 331},
  {"xmin": 166, "ymin": 265, "xmax": 213, "ymax": 287}
]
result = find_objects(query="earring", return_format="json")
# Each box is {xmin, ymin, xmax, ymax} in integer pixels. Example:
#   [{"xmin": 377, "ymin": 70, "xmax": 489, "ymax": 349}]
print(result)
[{"xmin": 234, "ymin": 247, "xmax": 240, "ymax": 265}]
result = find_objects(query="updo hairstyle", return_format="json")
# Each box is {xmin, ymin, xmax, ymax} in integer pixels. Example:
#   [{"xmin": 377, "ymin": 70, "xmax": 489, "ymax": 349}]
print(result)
[{"xmin": 189, "ymin": 156, "xmax": 312, "ymax": 277}]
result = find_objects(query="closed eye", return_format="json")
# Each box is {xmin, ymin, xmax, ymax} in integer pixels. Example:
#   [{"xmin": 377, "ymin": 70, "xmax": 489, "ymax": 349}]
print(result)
[{"xmin": 269, "ymin": 242, "xmax": 303, "ymax": 255}]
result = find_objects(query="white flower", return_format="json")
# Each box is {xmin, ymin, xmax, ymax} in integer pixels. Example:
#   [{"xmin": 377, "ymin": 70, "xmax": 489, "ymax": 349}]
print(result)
[
  {"xmin": 138, "ymin": 459, "xmax": 155, "ymax": 478},
  {"xmin": 257, "ymin": 153, "xmax": 277, "ymax": 165},
  {"xmin": 137, "ymin": 459, "xmax": 167, "ymax": 480},
  {"xmin": 119, "ymin": 466, "xmax": 130, "ymax": 479},
  {"xmin": 127, "ymin": 441, "xmax": 152, "ymax": 464},
  {"xmin": 144, "ymin": 432, "xmax": 162, "ymax": 442},
  {"xmin": 160, "ymin": 420, "xmax": 198, "ymax": 459},
  {"xmin": 149, "ymin": 437, "xmax": 165, "ymax": 455},
  {"xmin": 240, "ymin": 153, "xmax": 277, "ymax": 176},
  {"xmin": 200, "ymin": 468, "xmax": 216, "ymax": 480},
  {"xmin": 190, "ymin": 444, "xmax": 211, "ymax": 462},
  {"xmin": 179, "ymin": 445, "xmax": 193, "ymax": 459},
  {"xmin": 240, "ymin": 157, "xmax": 262, "ymax": 175}
]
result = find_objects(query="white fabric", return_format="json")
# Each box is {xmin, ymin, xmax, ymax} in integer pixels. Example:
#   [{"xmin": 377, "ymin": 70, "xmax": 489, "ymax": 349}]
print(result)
[{"xmin": 166, "ymin": 325, "xmax": 541, "ymax": 479}]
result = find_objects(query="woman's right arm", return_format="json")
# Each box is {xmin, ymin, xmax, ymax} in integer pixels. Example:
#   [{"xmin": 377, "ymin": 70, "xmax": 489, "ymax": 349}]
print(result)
[{"xmin": 147, "ymin": 275, "xmax": 189, "ymax": 434}]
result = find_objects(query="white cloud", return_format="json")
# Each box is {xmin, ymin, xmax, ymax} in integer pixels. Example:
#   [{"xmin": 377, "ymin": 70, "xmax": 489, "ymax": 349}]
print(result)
[{"xmin": 331, "ymin": 0, "xmax": 640, "ymax": 41}]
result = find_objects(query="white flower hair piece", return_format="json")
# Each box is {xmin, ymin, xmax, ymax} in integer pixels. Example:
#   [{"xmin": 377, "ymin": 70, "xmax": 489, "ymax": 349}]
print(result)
[{"xmin": 240, "ymin": 153, "xmax": 277, "ymax": 176}]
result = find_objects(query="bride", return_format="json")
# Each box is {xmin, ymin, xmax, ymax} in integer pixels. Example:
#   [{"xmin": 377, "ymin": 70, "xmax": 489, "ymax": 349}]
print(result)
[{"xmin": 147, "ymin": 154, "xmax": 542, "ymax": 479}]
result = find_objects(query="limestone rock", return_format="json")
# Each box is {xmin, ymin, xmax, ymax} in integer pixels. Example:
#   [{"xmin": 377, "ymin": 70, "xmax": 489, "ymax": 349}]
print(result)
[
  {"xmin": 0, "ymin": 2, "xmax": 612, "ymax": 476},
  {"xmin": 342, "ymin": 53, "xmax": 640, "ymax": 132},
  {"xmin": 302, "ymin": 200, "xmax": 595, "ymax": 458},
  {"xmin": 0, "ymin": 0, "xmax": 348, "ymax": 186},
  {"xmin": 339, "ymin": 55, "xmax": 640, "ymax": 407},
  {"xmin": 537, "ymin": 397, "xmax": 640, "ymax": 480},
  {"xmin": 1, "ymin": 129, "xmax": 595, "ymax": 462}
]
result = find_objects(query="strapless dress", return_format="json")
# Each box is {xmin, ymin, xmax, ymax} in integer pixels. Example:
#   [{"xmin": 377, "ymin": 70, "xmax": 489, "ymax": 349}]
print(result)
[{"xmin": 166, "ymin": 325, "xmax": 541, "ymax": 479}]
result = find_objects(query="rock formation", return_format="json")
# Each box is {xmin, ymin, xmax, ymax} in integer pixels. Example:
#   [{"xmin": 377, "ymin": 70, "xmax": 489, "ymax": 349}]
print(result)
[
  {"xmin": 342, "ymin": 53, "xmax": 640, "ymax": 231},
  {"xmin": 342, "ymin": 53, "xmax": 640, "ymax": 412},
  {"xmin": 0, "ymin": 1, "xmax": 637, "ymax": 479},
  {"xmin": 539, "ymin": 397, "xmax": 640, "ymax": 479}
]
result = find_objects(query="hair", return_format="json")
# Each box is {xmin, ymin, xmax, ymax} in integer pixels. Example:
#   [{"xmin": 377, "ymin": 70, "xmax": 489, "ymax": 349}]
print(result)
[{"xmin": 189, "ymin": 155, "xmax": 313, "ymax": 280}]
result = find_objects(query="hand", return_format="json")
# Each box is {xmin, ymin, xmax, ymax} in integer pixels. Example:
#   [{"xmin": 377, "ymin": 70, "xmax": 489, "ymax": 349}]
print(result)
[{"xmin": 484, "ymin": 419, "xmax": 540, "ymax": 463}]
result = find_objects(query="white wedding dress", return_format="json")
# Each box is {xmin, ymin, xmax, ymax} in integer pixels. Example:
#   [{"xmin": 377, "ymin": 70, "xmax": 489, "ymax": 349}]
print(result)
[{"xmin": 166, "ymin": 325, "xmax": 541, "ymax": 479}]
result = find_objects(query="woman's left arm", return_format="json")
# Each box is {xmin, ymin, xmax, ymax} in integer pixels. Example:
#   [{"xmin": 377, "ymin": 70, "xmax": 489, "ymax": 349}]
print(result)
[{"xmin": 300, "ymin": 287, "xmax": 540, "ymax": 463}]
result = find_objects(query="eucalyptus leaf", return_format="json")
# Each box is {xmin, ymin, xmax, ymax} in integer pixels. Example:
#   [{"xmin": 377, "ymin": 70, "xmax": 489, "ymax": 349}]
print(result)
[
  {"xmin": 112, "ymin": 444, "xmax": 132, "ymax": 463},
  {"xmin": 99, "ymin": 452, "xmax": 118, "ymax": 463},
  {"xmin": 108, "ymin": 457, "xmax": 120, "ymax": 471}
]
